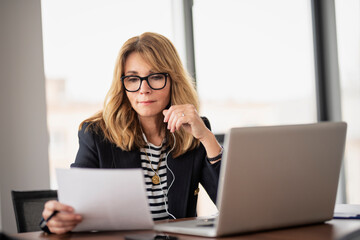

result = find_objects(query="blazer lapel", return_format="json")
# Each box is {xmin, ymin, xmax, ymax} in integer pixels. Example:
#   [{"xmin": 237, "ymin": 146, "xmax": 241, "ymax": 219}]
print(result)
[{"xmin": 167, "ymin": 149, "xmax": 194, "ymax": 218}]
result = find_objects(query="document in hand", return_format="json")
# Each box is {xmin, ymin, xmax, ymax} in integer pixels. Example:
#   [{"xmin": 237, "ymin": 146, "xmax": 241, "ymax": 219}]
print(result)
[{"xmin": 56, "ymin": 168, "xmax": 154, "ymax": 232}]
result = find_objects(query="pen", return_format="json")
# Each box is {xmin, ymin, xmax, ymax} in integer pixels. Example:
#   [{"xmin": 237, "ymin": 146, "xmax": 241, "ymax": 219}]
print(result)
[{"xmin": 40, "ymin": 210, "xmax": 59, "ymax": 228}]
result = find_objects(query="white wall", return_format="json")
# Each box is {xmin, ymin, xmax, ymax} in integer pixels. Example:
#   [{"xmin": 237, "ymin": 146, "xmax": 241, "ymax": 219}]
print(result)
[{"xmin": 0, "ymin": 0, "xmax": 50, "ymax": 233}]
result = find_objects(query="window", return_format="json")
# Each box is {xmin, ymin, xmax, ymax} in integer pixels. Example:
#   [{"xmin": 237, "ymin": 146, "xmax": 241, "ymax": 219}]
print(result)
[
  {"xmin": 335, "ymin": 0, "xmax": 360, "ymax": 203},
  {"xmin": 41, "ymin": 0, "xmax": 175, "ymax": 188},
  {"xmin": 192, "ymin": 0, "xmax": 317, "ymax": 215},
  {"xmin": 193, "ymin": 0, "xmax": 317, "ymax": 134}
]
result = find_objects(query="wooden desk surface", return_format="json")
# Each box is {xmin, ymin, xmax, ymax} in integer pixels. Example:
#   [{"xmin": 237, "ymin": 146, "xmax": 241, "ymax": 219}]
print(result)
[{"xmin": 11, "ymin": 219, "xmax": 360, "ymax": 240}]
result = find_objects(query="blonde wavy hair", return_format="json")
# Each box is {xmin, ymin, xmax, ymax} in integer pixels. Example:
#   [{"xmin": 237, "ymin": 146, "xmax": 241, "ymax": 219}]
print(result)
[{"xmin": 80, "ymin": 32, "xmax": 200, "ymax": 158}]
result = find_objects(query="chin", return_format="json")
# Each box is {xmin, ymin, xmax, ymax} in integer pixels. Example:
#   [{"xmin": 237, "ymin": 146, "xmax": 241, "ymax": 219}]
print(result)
[{"xmin": 137, "ymin": 110, "xmax": 161, "ymax": 118}]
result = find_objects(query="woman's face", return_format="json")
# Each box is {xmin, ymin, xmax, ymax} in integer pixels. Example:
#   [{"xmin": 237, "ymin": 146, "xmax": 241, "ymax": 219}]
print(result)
[{"xmin": 124, "ymin": 52, "xmax": 171, "ymax": 119}]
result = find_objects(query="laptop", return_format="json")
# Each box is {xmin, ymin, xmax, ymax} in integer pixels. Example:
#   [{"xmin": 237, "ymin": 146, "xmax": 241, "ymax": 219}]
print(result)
[{"xmin": 154, "ymin": 122, "xmax": 347, "ymax": 237}]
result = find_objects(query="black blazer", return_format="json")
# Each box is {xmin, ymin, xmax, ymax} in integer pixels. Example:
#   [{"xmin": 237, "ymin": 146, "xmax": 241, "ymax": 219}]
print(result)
[{"xmin": 71, "ymin": 118, "xmax": 221, "ymax": 219}]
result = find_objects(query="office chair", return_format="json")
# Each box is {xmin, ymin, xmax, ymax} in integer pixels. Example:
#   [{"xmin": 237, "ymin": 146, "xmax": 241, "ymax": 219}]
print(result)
[{"xmin": 11, "ymin": 190, "xmax": 58, "ymax": 233}]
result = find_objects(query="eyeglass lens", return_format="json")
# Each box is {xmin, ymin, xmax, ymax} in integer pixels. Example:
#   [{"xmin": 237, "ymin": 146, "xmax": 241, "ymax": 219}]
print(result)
[{"xmin": 123, "ymin": 73, "xmax": 166, "ymax": 91}]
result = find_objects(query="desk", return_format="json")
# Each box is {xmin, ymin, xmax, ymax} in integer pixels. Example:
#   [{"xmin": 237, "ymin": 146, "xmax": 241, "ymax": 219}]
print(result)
[{"xmin": 11, "ymin": 220, "xmax": 360, "ymax": 240}]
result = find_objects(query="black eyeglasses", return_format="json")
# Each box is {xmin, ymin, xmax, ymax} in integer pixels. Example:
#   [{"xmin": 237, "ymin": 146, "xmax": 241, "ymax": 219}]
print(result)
[{"xmin": 121, "ymin": 73, "xmax": 169, "ymax": 92}]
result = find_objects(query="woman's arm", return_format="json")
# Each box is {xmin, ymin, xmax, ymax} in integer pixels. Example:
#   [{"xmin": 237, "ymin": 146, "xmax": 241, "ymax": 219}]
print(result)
[{"xmin": 71, "ymin": 122, "xmax": 100, "ymax": 168}]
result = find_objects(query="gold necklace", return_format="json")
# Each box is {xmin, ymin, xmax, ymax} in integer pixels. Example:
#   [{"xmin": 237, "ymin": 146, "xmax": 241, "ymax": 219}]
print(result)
[{"xmin": 144, "ymin": 150, "xmax": 163, "ymax": 185}]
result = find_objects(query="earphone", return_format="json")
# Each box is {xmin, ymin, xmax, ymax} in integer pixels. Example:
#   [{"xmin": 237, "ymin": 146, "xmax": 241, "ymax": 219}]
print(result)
[{"xmin": 142, "ymin": 131, "xmax": 177, "ymax": 219}]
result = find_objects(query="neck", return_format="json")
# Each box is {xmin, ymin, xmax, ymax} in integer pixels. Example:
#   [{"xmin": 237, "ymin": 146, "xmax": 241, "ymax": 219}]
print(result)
[{"xmin": 139, "ymin": 115, "xmax": 165, "ymax": 146}]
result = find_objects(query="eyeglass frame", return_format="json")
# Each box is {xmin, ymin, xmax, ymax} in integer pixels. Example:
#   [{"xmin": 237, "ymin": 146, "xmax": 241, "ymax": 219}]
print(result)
[{"xmin": 121, "ymin": 72, "xmax": 169, "ymax": 92}]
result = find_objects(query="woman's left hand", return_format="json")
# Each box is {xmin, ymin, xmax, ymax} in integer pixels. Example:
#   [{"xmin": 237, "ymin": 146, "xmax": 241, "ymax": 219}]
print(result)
[{"xmin": 163, "ymin": 104, "xmax": 210, "ymax": 141}]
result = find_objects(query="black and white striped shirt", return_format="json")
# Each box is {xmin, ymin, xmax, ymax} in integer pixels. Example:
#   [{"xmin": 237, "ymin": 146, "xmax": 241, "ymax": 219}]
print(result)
[{"xmin": 140, "ymin": 142, "xmax": 169, "ymax": 221}]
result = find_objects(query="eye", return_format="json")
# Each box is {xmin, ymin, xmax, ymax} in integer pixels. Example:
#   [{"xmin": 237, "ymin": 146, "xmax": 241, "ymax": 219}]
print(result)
[
  {"xmin": 149, "ymin": 74, "xmax": 164, "ymax": 81},
  {"xmin": 126, "ymin": 77, "xmax": 139, "ymax": 83}
]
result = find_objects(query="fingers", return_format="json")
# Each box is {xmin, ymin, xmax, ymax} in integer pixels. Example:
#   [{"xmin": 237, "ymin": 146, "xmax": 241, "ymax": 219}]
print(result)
[
  {"xmin": 47, "ymin": 214, "xmax": 82, "ymax": 227},
  {"xmin": 48, "ymin": 225, "xmax": 77, "ymax": 235},
  {"xmin": 167, "ymin": 111, "xmax": 185, "ymax": 132},
  {"xmin": 163, "ymin": 104, "xmax": 198, "ymax": 133},
  {"xmin": 43, "ymin": 200, "xmax": 74, "ymax": 219},
  {"xmin": 175, "ymin": 115, "xmax": 187, "ymax": 131},
  {"xmin": 42, "ymin": 200, "xmax": 82, "ymax": 234},
  {"xmin": 163, "ymin": 105, "xmax": 190, "ymax": 123},
  {"xmin": 51, "ymin": 212, "xmax": 82, "ymax": 222},
  {"xmin": 47, "ymin": 213, "xmax": 82, "ymax": 234},
  {"xmin": 168, "ymin": 113, "xmax": 187, "ymax": 133}
]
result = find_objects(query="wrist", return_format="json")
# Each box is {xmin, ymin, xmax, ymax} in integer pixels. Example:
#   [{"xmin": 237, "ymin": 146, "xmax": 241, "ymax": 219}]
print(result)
[
  {"xmin": 198, "ymin": 128, "xmax": 215, "ymax": 146},
  {"xmin": 200, "ymin": 130, "xmax": 222, "ymax": 161},
  {"xmin": 207, "ymin": 145, "xmax": 223, "ymax": 164}
]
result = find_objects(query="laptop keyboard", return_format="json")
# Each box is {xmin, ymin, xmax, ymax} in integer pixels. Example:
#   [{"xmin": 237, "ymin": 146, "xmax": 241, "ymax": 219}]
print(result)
[{"xmin": 196, "ymin": 217, "xmax": 216, "ymax": 227}]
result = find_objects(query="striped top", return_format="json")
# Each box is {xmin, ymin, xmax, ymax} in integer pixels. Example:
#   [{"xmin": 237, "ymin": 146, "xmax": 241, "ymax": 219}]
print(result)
[{"xmin": 140, "ymin": 142, "xmax": 169, "ymax": 221}]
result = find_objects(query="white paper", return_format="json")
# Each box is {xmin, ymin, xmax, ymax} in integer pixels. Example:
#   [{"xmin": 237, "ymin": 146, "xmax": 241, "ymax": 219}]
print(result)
[{"xmin": 56, "ymin": 168, "xmax": 154, "ymax": 232}]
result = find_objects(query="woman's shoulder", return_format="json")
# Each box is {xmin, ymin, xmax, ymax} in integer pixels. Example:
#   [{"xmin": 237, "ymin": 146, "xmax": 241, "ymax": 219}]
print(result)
[
  {"xmin": 79, "ymin": 121, "xmax": 97, "ymax": 133},
  {"xmin": 78, "ymin": 120, "xmax": 105, "ymax": 141}
]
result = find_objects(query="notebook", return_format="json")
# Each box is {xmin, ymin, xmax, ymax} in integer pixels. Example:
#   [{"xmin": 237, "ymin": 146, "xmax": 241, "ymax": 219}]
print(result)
[{"xmin": 154, "ymin": 122, "xmax": 347, "ymax": 237}]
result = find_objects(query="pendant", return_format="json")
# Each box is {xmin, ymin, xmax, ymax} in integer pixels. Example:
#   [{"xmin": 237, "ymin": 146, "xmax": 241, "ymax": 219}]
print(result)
[{"xmin": 152, "ymin": 175, "xmax": 160, "ymax": 185}]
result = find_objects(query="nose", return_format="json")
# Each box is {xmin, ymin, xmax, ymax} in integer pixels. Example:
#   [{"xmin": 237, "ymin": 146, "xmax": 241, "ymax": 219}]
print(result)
[{"xmin": 139, "ymin": 79, "xmax": 151, "ymax": 94}]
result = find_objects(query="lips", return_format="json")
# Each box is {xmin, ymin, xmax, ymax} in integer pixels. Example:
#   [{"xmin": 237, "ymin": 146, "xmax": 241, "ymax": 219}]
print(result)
[{"xmin": 138, "ymin": 100, "xmax": 155, "ymax": 105}]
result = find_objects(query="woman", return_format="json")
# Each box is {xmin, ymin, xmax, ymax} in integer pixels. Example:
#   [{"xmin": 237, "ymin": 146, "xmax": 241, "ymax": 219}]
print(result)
[{"xmin": 41, "ymin": 32, "xmax": 222, "ymax": 234}]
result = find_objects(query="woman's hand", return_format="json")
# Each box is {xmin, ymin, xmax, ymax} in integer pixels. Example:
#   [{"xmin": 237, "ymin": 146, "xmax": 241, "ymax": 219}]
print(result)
[
  {"xmin": 163, "ymin": 104, "xmax": 222, "ymax": 161},
  {"xmin": 42, "ymin": 200, "xmax": 82, "ymax": 234},
  {"xmin": 163, "ymin": 104, "xmax": 210, "ymax": 141}
]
